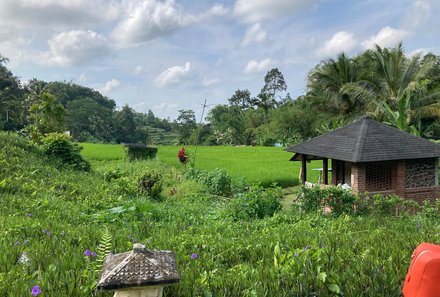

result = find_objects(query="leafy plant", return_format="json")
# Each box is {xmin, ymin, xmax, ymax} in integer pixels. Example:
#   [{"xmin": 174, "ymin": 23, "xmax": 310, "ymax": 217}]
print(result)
[
  {"xmin": 137, "ymin": 171, "xmax": 163, "ymax": 201},
  {"xmin": 229, "ymin": 185, "xmax": 282, "ymax": 220},
  {"xmin": 186, "ymin": 168, "xmax": 233, "ymax": 196},
  {"xmin": 39, "ymin": 132, "xmax": 90, "ymax": 171}
]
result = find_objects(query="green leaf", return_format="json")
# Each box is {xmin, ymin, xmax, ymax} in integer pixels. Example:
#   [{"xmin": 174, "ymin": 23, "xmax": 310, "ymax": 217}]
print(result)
[{"xmin": 328, "ymin": 283, "xmax": 340, "ymax": 294}]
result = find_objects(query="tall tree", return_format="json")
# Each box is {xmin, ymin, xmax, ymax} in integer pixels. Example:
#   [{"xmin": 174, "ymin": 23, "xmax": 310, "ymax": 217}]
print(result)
[
  {"xmin": 261, "ymin": 68, "xmax": 287, "ymax": 99},
  {"xmin": 0, "ymin": 55, "xmax": 23, "ymax": 130},
  {"xmin": 255, "ymin": 68, "xmax": 287, "ymax": 124},
  {"xmin": 228, "ymin": 89, "xmax": 252, "ymax": 110},
  {"xmin": 113, "ymin": 105, "xmax": 137, "ymax": 143},
  {"xmin": 176, "ymin": 109, "xmax": 196, "ymax": 144}
]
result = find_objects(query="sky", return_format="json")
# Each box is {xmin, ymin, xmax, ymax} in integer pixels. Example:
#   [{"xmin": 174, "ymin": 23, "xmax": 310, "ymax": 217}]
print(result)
[{"xmin": 0, "ymin": 0, "xmax": 439, "ymax": 120}]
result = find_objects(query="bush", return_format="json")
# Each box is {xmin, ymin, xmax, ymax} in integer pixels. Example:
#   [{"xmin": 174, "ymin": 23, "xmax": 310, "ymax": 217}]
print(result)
[
  {"xmin": 137, "ymin": 171, "xmax": 163, "ymax": 201},
  {"xmin": 229, "ymin": 185, "xmax": 282, "ymax": 220},
  {"xmin": 124, "ymin": 145, "xmax": 158, "ymax": 161},
  {"xmin": 39, "ymin": 133, "xmax": 90, "ymax": 171},
  {"xmin": 185, "ymin": 168, "xmax": 232, "ymax": 196},
  {"xmin": 298, "ymin": 186, "xmax": 357, "ymax": 216}
]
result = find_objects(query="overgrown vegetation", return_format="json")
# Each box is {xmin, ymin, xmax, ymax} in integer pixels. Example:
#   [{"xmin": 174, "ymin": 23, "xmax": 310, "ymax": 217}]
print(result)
[{"xmin": 2, "ymin": 132, "xmax": 440, "ymax": 296}]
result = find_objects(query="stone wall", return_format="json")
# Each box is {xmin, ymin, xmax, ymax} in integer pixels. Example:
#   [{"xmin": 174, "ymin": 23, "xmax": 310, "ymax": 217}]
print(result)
[{"xmin": 405, "ymin": 158, "xmax": 436, "ymax": 189}]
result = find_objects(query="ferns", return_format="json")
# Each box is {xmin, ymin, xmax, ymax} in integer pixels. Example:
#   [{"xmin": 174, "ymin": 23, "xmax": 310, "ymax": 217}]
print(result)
[{"xmin": 96, "ymin": 228, "xmax": 113, "ymax": 273}]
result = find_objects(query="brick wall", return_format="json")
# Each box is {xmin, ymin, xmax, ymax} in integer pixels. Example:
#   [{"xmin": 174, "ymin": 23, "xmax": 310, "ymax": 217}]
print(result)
[
  {"xmin": 351, "ymin": 163, "xmax": 366, "ymax": 194},
  {"xmin": 403, "ymin": 187, "xmax": 439, "ymax": 203}
]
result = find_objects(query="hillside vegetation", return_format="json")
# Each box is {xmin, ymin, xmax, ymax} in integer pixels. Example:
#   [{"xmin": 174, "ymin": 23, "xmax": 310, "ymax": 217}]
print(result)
[{"xmin": 2, "ymin": 132, "xmax": 440, "ymax": 296}]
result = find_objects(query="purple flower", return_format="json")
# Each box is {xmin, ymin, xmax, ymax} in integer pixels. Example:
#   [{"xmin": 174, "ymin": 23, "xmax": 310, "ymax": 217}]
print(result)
[
  {"xmin": 27, "ymin": 213, "xmax": 32, "ymax": 217},
  {"xmin": 304, "ymin": 245, "xmax": 310, "ymax": 251},
  {"xmin": 294, "ymin": 252, "xmax": 299, "ymax": 257},
  {"xmin": 91, "ymin": 252, "xmax": 97, "ymax": 257},
  {"xmin": 42, "ymin": 229, "xmax": 47, "ymax": 234},
  {"xmin": 84, "ymin": 249, "xmax": 92, "ymax": 256},
  {"xmin": 191, "ymin": 253, "xmax": 198, "ymax": 260},
  {"xmin": 109, "ymin": 252, "xmax": 114, "ymax": 256},
  {"xmin": 23, "ymin": 240, "xmax": 29, "ymax": 245},
  {"xmin": 31, "ymin": 285, "xmax": 41, "ymax": 296},
  {"xmin": 15, "ymin": 240, "xmax": 20, "ymax": 246}
]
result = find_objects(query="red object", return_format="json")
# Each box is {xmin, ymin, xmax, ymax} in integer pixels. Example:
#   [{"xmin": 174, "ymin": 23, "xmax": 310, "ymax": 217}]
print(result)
[
  {"xmin": 402, "ymin": 242, "xmax": 440, "ymax": 297},
  {"xmin": 177, "ymin": 146, "xmax": 187, "ymax": 164}
]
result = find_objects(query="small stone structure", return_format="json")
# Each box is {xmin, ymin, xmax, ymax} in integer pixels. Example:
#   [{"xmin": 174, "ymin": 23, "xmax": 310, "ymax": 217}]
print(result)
[
  {"xmin": 97, "ymin": 243, "xmax": 180, "ymax": 297},
  {"xmin": 286, "ymin": 117, "xmax": 440, "ymax": 202}
]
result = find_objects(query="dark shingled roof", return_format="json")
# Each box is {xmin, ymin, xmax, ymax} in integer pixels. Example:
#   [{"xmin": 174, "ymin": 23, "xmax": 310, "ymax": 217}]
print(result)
[
  {"xmin": 286, "ymin": 117, "xmax": 440, "ymax": 162},
  {"xmin": 97, "ymin": 244, "xmax": 180, "ymax": 291}
]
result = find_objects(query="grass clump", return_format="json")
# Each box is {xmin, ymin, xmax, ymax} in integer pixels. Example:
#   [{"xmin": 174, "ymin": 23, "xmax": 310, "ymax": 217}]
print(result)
[{"xmin": 229, "ymin": 185, "xmax": 283, "ymax": 220}]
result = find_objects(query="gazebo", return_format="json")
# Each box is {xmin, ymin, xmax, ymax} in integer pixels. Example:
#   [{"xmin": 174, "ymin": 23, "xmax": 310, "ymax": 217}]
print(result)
[{"xmin": 286, "ymin": 117, "xmax": 440, "ymax": 202}]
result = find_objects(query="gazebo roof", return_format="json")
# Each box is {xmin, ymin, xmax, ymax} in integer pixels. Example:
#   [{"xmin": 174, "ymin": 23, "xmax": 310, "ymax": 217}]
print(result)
[
  {"xmin": 97, "ymin": 244, "xmax": 180, "ymax": 291},
  {"xmin": 286, "ymin": 117, "xmax": 440, "ymax": 162}
]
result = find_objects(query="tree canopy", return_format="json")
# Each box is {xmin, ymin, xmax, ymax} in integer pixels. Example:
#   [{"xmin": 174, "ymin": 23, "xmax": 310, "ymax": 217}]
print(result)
[{"xmin": 1, "ymin": 44, "xmax": 439, "ymax": 145}]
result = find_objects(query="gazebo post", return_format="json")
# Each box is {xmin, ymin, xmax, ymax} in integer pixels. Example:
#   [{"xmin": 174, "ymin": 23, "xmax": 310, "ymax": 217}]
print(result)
[
  {"xmin": 322, "ymin": 158, "xmax": 328, "ymax": 185},
  {"xmin": 301, "ymin": 154, "xmax": 307, "ymax": 184}
]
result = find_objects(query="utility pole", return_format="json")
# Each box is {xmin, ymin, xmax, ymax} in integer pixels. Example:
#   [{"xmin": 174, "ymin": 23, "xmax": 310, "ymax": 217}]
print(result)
[{"xmin": 192, "ymin": 99, "xmax": 209, "ymax": 168}]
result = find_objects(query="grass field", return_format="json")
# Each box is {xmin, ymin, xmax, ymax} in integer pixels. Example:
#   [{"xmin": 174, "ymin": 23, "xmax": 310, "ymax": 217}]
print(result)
[
  {"xmin": 3, "ymin": 133, "xmax": 440, "ymax": 296},
  {"xmin": 80, "ymin": 143, "xmax": 327, "ymax": 187}
]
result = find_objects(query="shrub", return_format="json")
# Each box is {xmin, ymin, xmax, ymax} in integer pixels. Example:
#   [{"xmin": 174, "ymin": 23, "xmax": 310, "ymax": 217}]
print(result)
[
  {"xmin": 298, "ymin": 186, "xmax": 357, "ymax": 216},
  {"xmin": 298, "ymin": 186, "xmax": 324, "ymax": 213},
  {"xmin": 323, "ymin": 186, "xmax": 357, "ymax": 215},
  {"xmin": 39, "ymin": 133, "xmax": 90, "ymax": 171},
  {"xmin": 124, "ymin": 145, "xmax": 158, "ymax": 161},
  {"xmin": 137, "ymin": 171, "xmax": 163, "ymax": 201},
  {"xmin": 229, "ymin": 185, "xmax": 282, "ymax": 220},
  {"xmin": 185, "ymin": 168, "xmax": 232, "ymax": 196}
]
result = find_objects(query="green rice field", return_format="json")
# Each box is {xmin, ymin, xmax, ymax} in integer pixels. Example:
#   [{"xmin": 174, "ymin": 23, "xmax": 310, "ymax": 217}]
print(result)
[{"xmin": 80, "ymin": 143, "xmax": 327, "ymax": 187}]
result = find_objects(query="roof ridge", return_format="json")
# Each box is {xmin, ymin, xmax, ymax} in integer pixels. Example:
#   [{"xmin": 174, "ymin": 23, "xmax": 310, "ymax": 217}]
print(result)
[
  {"xmin": 352, "ymin": 118, "xmax": 369, "ymax": 162},
  {"xmin": 98, "ymin": 252, "xmax": 133, "ymax": 286}
]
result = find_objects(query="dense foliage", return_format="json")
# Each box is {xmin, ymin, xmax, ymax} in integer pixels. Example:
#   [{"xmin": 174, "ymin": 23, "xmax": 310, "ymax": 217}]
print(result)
[
  {"xmin": 1, "ymin": 133, "xmax": 440, "ymax": 296},
  {"xmin": 1, "ymin": 43, "xmax": 439, "ymax": 146}
]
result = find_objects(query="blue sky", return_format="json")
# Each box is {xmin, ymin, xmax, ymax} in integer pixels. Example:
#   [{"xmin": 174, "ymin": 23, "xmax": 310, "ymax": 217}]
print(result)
[{"xmin": 0, "ymin": 0, "xmax": 439, "ymax": 119}]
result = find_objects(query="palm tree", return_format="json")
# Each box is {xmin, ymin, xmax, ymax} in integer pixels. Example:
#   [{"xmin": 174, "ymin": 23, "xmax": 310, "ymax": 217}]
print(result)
[
  {"xmin": 345, "ymin": 43, "xmax": 440, "ymax": 135},
  {"xmin": 307, "ymin": 53, "xmax": 367, "ymax": 118}
]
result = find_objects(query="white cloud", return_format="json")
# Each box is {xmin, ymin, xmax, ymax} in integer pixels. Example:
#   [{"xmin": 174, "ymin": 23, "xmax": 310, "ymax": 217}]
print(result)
[
  {"xmin": 44, "ymin": 30, "xmax": 111, "ymax": 66},
  {"xmin": 202, "ymin": 78, "xmax": 220, "ymax": 87},
  {"xmin": 0, "ymin": 0, "xmax": 118, "ymax": 30},
  {"xmin": 241, "ymin": 23, "xmax": 266, "ymax": 47},
  {"xmin": 101, "ymin": 79, "xmax": 121, "ymax": 93},
  {"xmin": 112, "ymin": 1, "xmax": 228, "ymax": 46},
  {"xmin": 207, "ymin": 4, "xmax": 229, "ymax": 17},
  {"xmin": 234, "ymin": 0, "xmax": 316, "ymax": 23},
  {"xmin": 407, "ymin": 48, "xmax": 431, "ymax": 58},
  {"xmin": 316, "ymin": 31, "xmax": 357, "ymax": 57},
  {"xmin": 244, "ymin": 58, "xmax": 275, "ymax": 74},
  {"xmin": 403, "ymin": 0, "xmax": 431, "ymax": 29},
  {"xmin": 362, "ymin": 26, "xmax": 410, "ymax": 49},
  {"xmin": 155, "ymin": 62, "xmax": 192, "ymax": 87},
  {"xmin": 112, "ymin": 0, "xmax": 185, "ymax": 46}
]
